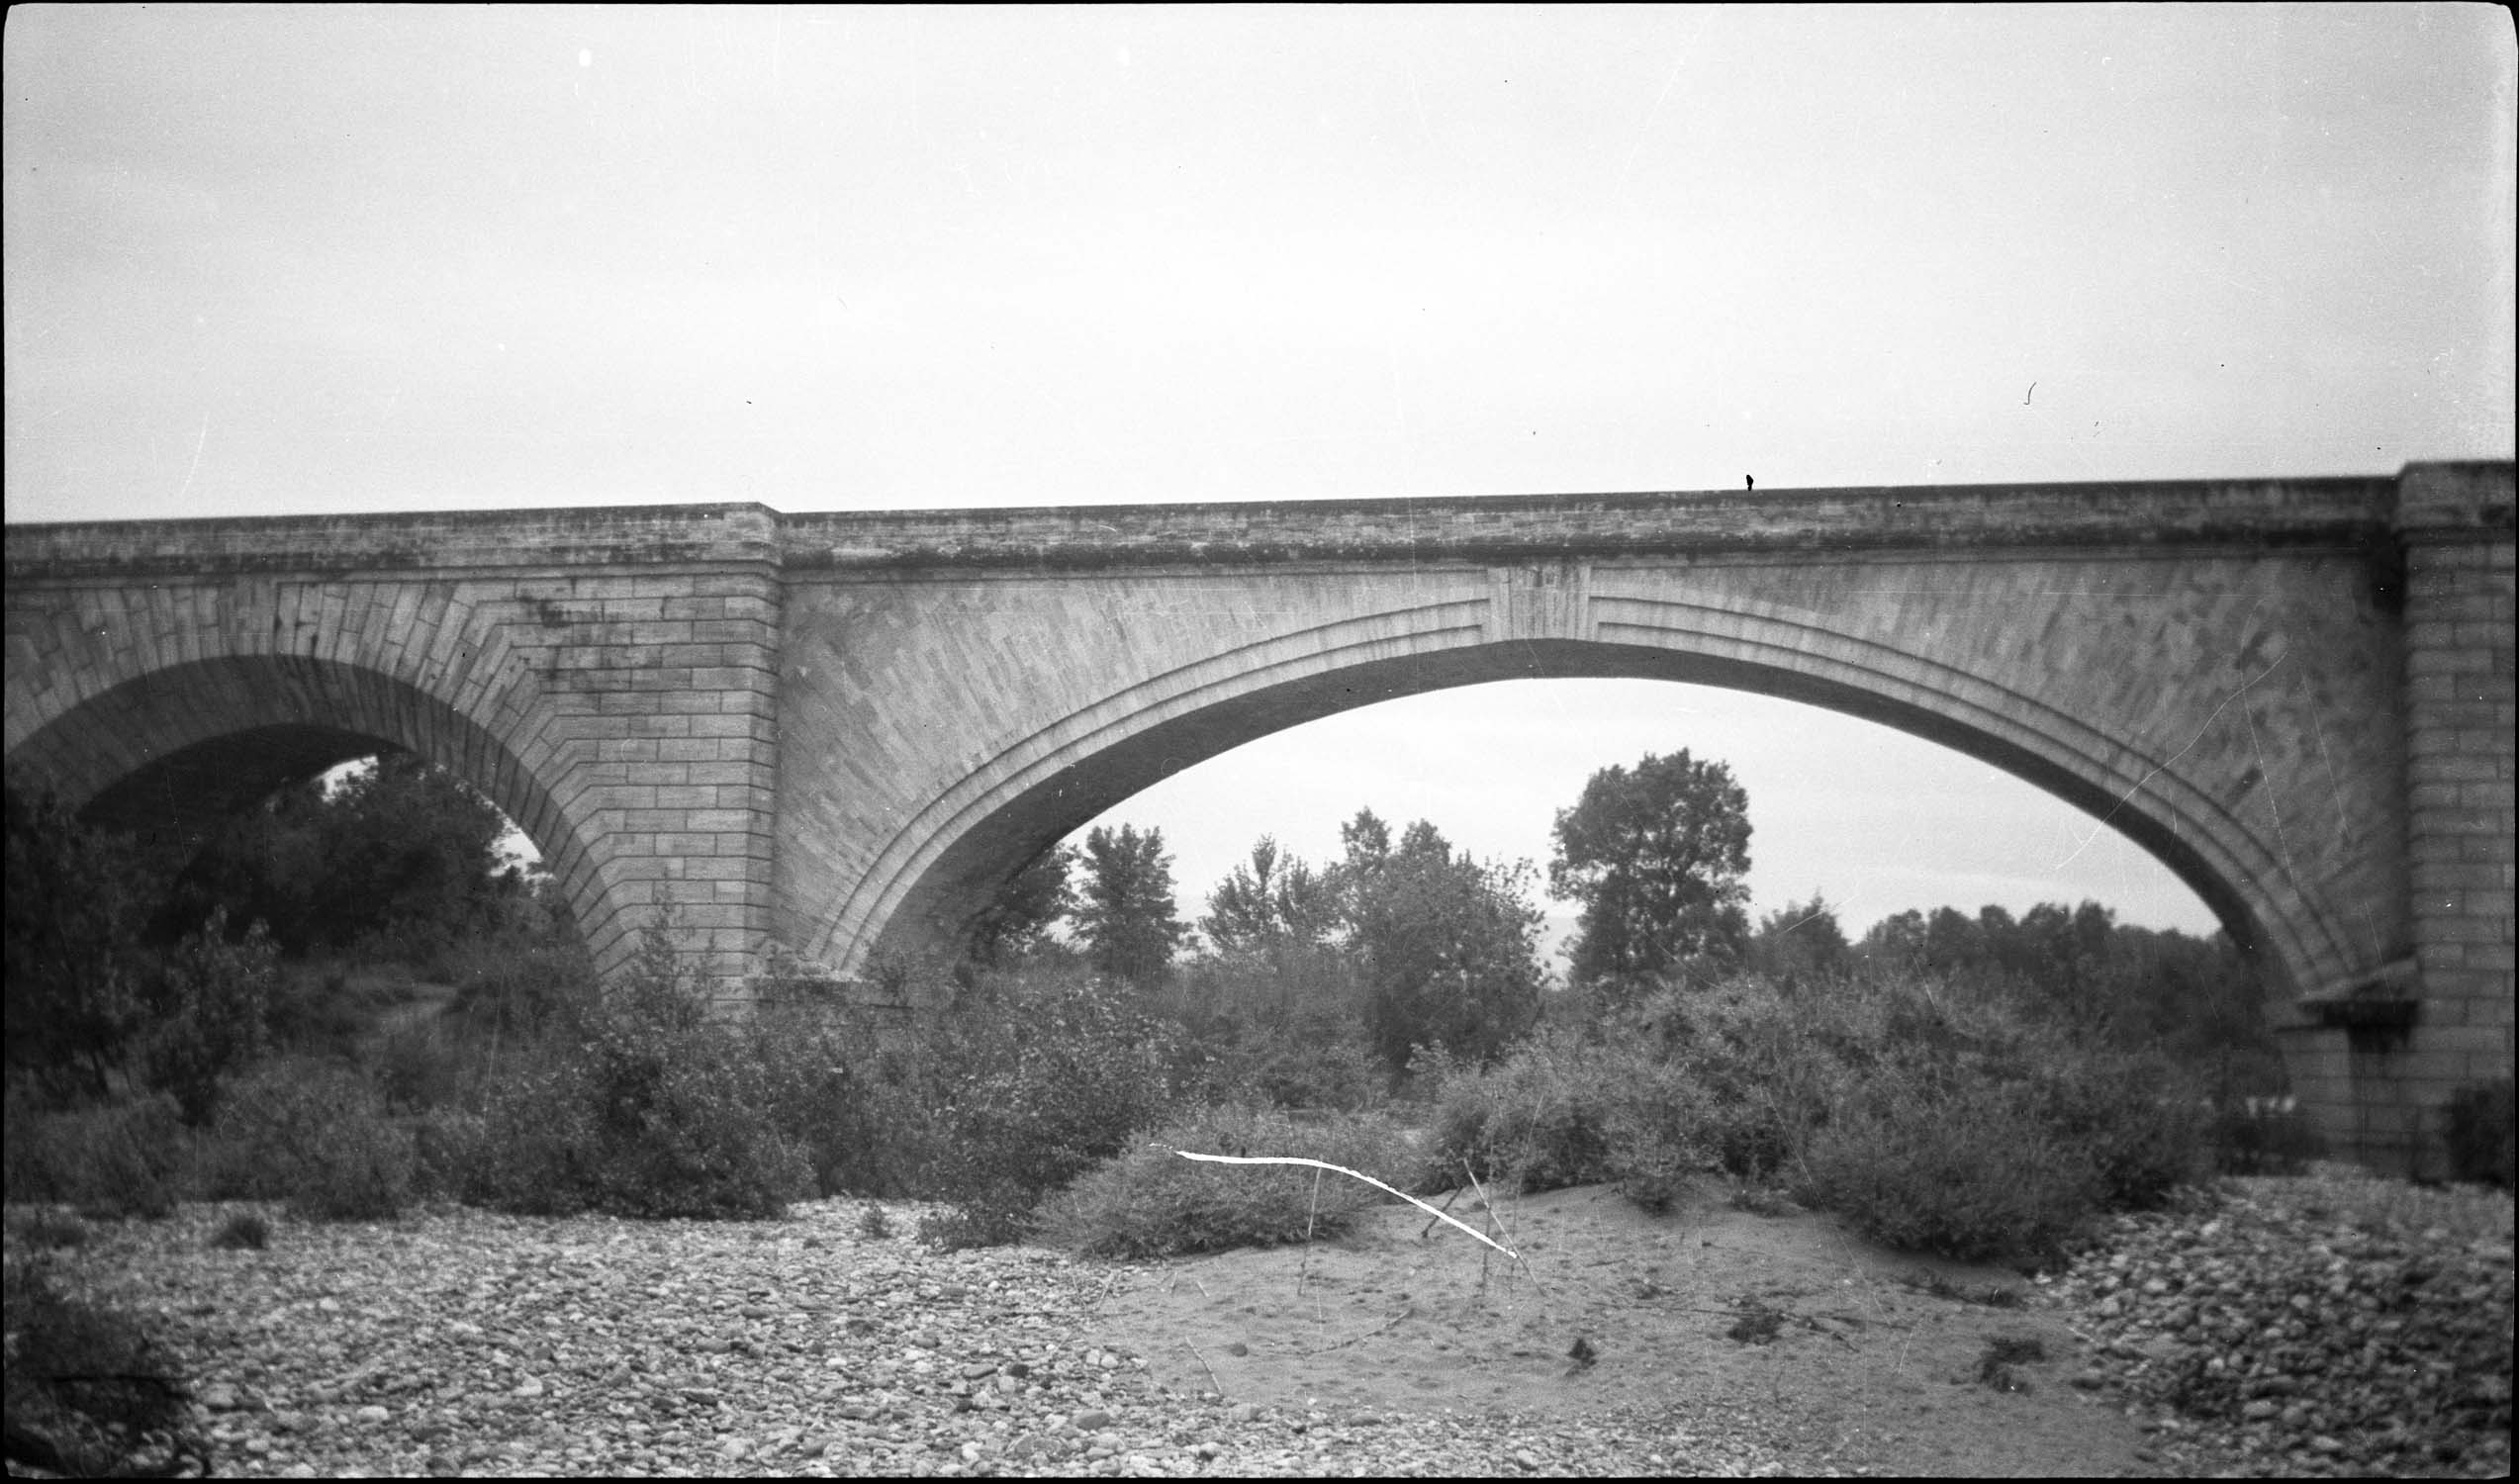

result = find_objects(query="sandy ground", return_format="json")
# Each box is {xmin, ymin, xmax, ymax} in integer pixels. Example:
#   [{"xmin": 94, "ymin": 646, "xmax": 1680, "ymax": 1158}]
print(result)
[{"xmin": 1088, "ymin": 1178, "xmax": 2168, "ymax": 1476}]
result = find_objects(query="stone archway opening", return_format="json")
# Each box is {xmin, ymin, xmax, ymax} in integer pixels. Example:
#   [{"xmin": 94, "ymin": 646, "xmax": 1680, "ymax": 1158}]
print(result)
[
  {"xmin": 848, "ymin": 638, "xmax": 2277, "ymax": 998},
  {"xmin": 1054, "ymin": 673, "xmax": 2233, "ymax": 965},
  {"xmin": 6, "ymin": 654, "xmax": 609, "ymax": 974}
]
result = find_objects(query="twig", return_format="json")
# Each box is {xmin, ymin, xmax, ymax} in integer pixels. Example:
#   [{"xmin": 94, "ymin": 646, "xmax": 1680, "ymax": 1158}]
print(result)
[
  {"xmin": 1296, "ymin": 1305, "xmax": 1415, "ymax": 1355},
  {"xmin": 1163, "ymin": 1149, "xmax": 1519, "ymax": 1259},
  {"xmin": 1184, "ymin": 1342, "xmax": 1225, "ymax": 1398},
  {"xmin": 1418, "ymin": 1183, "xmax": 1466, "ymax": 1241},
  {"xmin": 1296, "ymin": 1165, "xmax": 1324, "ymax": 1296}
]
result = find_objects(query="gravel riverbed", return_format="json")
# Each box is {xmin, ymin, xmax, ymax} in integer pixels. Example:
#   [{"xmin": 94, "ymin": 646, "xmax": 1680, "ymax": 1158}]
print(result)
[
  {"xmin": 2040, "ymin": 1167, "xmax": 2512, "ymax": 1479},
  {"xmin": 8, "ymin": 1166, "xmax": 2510, "ymax": 1478}
]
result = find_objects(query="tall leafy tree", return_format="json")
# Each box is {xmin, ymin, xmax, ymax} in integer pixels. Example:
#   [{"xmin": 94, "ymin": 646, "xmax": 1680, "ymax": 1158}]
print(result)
[
  {"xmin": 1548, "ymin": 749, "xmax": 1753, "ymax": 985},
  {"xmin": 1344, "ymin": 814, "xmax": 1543, "ymax": 1068},
  {"xmin": 1200, "ymin": 836, "xmax": 1339, "ymax": 955},
  {"xmin": 1073, "ymin": 823, "xmax": 1186, "ymax": 988}
]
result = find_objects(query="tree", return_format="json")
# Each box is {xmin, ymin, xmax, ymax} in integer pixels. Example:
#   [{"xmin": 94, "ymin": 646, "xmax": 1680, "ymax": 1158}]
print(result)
[
  {"xmin": 1200, "ymin": 836, "xmax": 1340, "ymax": 956},
  {"xmin": 1072, "ymin": 824, "xmax": 1186, "ymax": 989},
  {"xmin": 4, "ymin": 777, "xmax": 153, "ymax": 1100},
  {"xmin": 162, "ymin": 752, "xmax": 516, "ymax": 958},
  {"xmin": 967, "ymin": 843, "xmax": 1074, "ymax": 968},
  {"xmin": 1548, "ymin": 750, "xmax": 1753, "ymax": 985},
  {"xmin": 1860, "ymin": 908, "xmax": 1929, "ymax": 969},
  {"xmin": 1750, "ymin": 891, "xmax": 1850, "ymax": 982},
  {"xmin": 1344, "ymin": 814, "xmax": 1544, "ymax": 1068}
]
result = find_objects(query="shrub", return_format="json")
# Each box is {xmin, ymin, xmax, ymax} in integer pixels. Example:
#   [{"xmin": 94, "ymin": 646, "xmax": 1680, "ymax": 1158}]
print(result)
[
  {"xmin": 1, "ymin": 1094, "xmax": 188, "ymax": 1220},
  {"xmin": 914, "ymin": 968, "xmax": 1184, "ymax": 1249},
  {"xmin": 1422, "ymin": 1026, "xmax": 1709, "ymax": 1206},
  {"xmin": 440, "ymin": 934, "xmax": 597, "ymax": 1040},
  {"xmin": 1621, "ymin": 977, "xmax": 1844, "ymax": 1180},
  {"xmin": 1036, "ymin": 1104, "xmax": 1426, "ymax": 1258},
  {"xmin": 743, "ymin": 994, "xmax": 936, "ymax": 1199},
  {"xmin": 2030, "ymin": 1054, "xmax": 2205, "ymax": 1211},
  {"xmin": 209, "ymin": 1210, "xmax": 271, "ymax": 1251},
  {"xmin": 201, "ymin": 1058, "xmax": 417, "ymax": 1221},
  {"xmin": 1795, "ymin": 1077, "xmax": 2102, "ymax": 1265},
  {"xmin": 1425, "ymin": 1029, "xmax": 1613, "ymax": 1194},
  {"xmin": 2206, "ymin": 1095, "xmax": 2323, "ymax": 1176},
  {"xmin": 259, "ymin": 963, "xmax": 375, "ymax": 1061},
  {"xmin": 444, "ymin": 929, "xmax": 811, "ymax": 1220},
  {"xmin": 2, "ymin": 1263, "xmax": 200, "ymax": 1477},
  {"xmin": 137, "ymin": 909, "xmax": 277, "ymax": 1126},
  {"xmin": 362, "ymin": 1016, "xmax": 474, "ymax": 1114},
  {"xmin": 1978, "ymin": 1334, "xmax": 2048, "ymax": 1391},
  {"xmin": 2443, "ymin": 1079, "xmax": 2515, "ymax": 1188}
]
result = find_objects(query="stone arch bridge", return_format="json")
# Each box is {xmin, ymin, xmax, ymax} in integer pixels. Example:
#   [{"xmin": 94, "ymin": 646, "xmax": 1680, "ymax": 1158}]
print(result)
[{"xmin": 7, "ymin": 464, "xmax": 2510, "ymax": 1173}]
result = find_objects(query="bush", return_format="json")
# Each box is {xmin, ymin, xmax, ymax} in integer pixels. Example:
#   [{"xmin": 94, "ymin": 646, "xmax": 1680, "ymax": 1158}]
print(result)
[
  {"xmin": 200, "ymin": 1058, "xmax": 417, "ymax": 1221},
  {"xmin": 2030, "ymin": 1054, "xmax": 2205, "ymax": 1211},
  {"xmin": 1158, "ymin": 951, "xmax": 1386, "ymax": 1113},
  {"xmin": 1424, "ymin": 1031, "xmax": 1613, "ymax": 1193},
  {"xmin": 136, "ymin": 909, "xmax": 277, "ymax": 1126},
  {"xmin": 260, "ymin": 963, "xmax": 385, "ymax": 1061},
  {"xmin": 1422, "ymin": 1027, "xmax": 1710, "ymax": 1206},
  {"xmin": 1036, "ymin": 1104, "xmax": 1426, "ymax": 1258},
  {"xmin": 1619, "ymin": 977, "xmax": 1844, "ymax": 1180},
  {"xmin": 362, "ymin": 1015, "xmax": 475, "ymax": 1114},
  {"xmin": 1795, "ymin": 1077, "xmax": 2102, "ymax": 1265},
  {"xmin": 442, "ymin": 929, "xmax": 811, "ymax": 1220},
  {"xmin": 742, "ymin": 993, "xmax": 937, "ymax": 1200},
  {"xmin": 439, "ymin": 934, "xmax": 597, "ymax": 1040},
  {"xmin": 2444, "ymin": 1079, "xmax": 2515, "ymax": 1188},
  {"xmin": 2, "ymin": 1263, "xmax": 200, "ymax": 1477},
  {"xmin": 1, "ymin": 1093, "xmax": 188, "ymax": 1220},
  {"xmin": 1433, "ymin": 962, "xmax": 2212, "ymax": 1253},
  {"xmin": 915, "ymin": 967, "xmax": 1185, "ymax": 1249},
  {"xmin": 209, "ymin": 1210, "xmax": 271, "ymax": 1251}
]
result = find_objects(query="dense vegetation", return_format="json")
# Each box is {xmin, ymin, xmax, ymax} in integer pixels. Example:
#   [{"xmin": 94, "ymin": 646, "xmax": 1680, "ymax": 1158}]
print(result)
[{"xmin": 10, "ymin": 742, "xmax": 2505, "ymax": 1472}]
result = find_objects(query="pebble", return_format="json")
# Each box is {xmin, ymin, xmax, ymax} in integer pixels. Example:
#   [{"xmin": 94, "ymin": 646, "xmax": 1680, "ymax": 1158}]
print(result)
[
  {"xmin": 2044, "ymin": 1167, "xmax": 2512, "ymax": 1479},
  {"xmin": 17, "ymin": 1197, "xmax": 1798, "ymax": 1478},
  {"xmin": 24, "ymin": 1174, "xmax": 2504, "ymax": 1479}
]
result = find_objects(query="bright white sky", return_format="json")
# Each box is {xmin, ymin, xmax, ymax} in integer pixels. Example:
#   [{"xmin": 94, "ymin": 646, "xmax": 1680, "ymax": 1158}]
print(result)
[{"xmin": 8, "ymin": 6, "xmax": 2513, "ymax": 950}]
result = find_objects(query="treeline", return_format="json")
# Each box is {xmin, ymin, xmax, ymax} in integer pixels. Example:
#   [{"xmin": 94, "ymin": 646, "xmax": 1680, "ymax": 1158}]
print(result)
[
  {"xmin": 968, "ymin": 748, "xmax": 2281, "ymax": 1105},
  {"xmin": 4, "ymin": 743, "xmax": 2330, "ymax": 1254}
]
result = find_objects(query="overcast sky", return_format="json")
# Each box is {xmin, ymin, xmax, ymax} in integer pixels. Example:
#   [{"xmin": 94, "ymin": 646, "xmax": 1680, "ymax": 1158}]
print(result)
[{"xmin": 7, "ymin": 6, "xmax": 2512, "ymax": 949}]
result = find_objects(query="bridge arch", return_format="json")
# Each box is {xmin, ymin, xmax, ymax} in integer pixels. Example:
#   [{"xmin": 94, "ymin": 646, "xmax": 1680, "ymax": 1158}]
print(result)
[
  {"xmin": 4, "ymin": 597, "xmax": 633, "ymax": 971},
  {"xmin": 827, "ymin": 569, "xmax": 2366, "ymax": 1011}
]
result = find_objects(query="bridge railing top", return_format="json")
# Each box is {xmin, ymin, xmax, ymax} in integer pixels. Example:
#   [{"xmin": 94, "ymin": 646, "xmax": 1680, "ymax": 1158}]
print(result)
[{"xmin": 5, "ymin": 465, "xmax": 2505, "ymax": 580}]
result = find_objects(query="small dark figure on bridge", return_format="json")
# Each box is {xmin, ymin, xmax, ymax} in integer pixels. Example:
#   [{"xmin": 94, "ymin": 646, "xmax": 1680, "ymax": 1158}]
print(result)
[{"xmin": 1745, "ymin": 475, "xmax": 1754, "ymax": 492}]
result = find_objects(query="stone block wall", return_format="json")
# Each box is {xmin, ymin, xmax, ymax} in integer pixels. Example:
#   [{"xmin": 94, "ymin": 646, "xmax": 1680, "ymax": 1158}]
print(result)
[{"xmin": 2391, "ymin": 462, "xmax": 2517, "ymax": 1173}]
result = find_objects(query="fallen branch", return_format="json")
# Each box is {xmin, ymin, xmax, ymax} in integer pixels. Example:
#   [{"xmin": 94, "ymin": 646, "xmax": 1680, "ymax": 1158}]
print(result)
[
  {"xmin": 1163, "ymin": 1149, "xmax": 1520, "ymax": 1260},
  {"xmin": 1183, "ymin": 1342, "xmax": 1225, "ymax": 1398}
]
